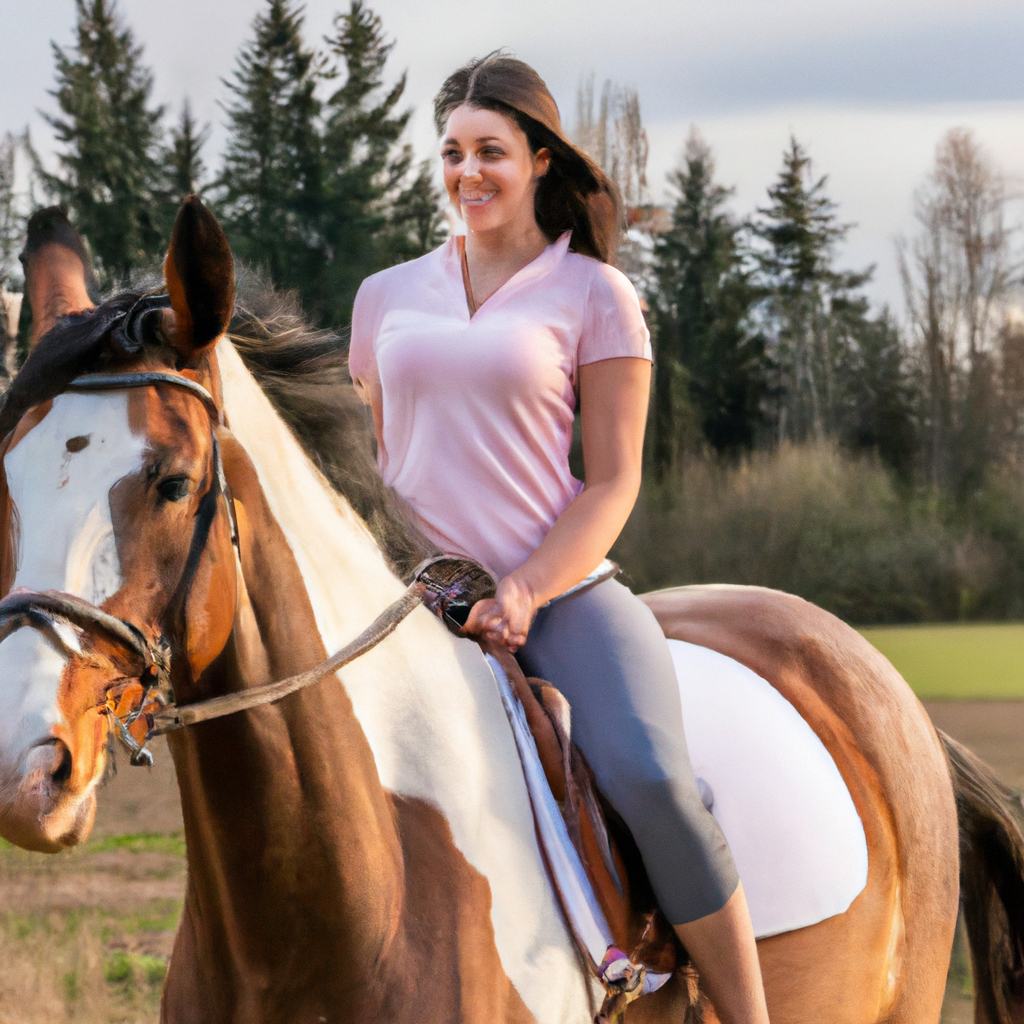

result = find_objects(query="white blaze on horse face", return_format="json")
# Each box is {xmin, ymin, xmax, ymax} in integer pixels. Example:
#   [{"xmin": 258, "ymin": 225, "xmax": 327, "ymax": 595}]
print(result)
[{"xmin": 0, "ymin": 392, "xmax": 145, "ymax": 768}]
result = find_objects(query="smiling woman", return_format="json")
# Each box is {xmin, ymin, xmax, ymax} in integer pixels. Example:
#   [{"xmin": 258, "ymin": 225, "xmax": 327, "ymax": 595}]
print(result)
[{"xmin": 348, "ymin": 52, "xmax": 771, "ymax": 1024}]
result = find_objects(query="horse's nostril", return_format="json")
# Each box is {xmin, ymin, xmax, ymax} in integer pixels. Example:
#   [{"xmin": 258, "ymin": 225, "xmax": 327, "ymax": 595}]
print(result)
[{"xmin": 50, "ymin": 740, "xmax": 73, "ymax": 785}]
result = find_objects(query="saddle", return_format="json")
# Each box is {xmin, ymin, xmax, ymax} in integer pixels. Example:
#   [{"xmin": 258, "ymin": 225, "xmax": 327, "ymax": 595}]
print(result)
[{"xmin": 415, "ymin": 557, "xmax": 685, "ymax": 1022}]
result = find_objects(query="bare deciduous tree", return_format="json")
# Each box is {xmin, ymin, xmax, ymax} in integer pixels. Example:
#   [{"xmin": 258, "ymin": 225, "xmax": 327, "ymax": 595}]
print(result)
[
  {"xmin": 573, "ymin": 75, "xmax": 648, "ymax": 208},
  {"xmin": 898, "ymin": 128, "xmax": 1018, "ymax": 488},
  {"xmin": 573, "ymin": 76, "xmax": 650, "ymax": 285},
  {"xmin": 0, "ymin": 134, "xmax": 19, "ymax": 291},
  {"xmin": 0, "ymin": 133, "xmax": 24, "ymax": 376}
]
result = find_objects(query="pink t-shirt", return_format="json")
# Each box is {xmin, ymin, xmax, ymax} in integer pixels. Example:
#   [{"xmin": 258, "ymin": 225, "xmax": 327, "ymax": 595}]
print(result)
[{"xmin": 349, "ymin": 231, "xmax": 651, "ymax": 578}]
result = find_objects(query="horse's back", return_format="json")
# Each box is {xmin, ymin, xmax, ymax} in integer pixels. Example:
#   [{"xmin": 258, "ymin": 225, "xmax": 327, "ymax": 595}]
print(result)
[{"xmin": 640, "ymin": 584, "xmax": 959, "ymax": 1024}]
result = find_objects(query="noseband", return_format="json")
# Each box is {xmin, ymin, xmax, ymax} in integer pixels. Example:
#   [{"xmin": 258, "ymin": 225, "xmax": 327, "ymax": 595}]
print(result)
[{"xmin": 0, "ymin": 369, "xmax": 496, "ymax": 765}]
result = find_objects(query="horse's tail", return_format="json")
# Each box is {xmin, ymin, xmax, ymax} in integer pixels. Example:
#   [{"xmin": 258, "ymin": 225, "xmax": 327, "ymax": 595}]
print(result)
[{"xmin": 939, "ymin": 729, "xmax": 1024, "ymax": 1024}]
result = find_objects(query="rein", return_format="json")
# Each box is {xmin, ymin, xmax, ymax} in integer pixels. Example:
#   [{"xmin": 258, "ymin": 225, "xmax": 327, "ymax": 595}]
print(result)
[
  {"xmin": 150, "ymin": 582, "xmax": 425, "ymax": 733},
  {"xmin": 0, "ymin": 578, "xmax": 428, "ymax": 765}
]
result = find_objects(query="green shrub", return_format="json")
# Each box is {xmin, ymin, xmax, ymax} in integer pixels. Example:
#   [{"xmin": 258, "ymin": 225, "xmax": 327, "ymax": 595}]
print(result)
[
  {"xmin": 103, "ymin": 950, "xmax": 133, "ymax": 988},
  {"xmin": 616, "ymin": 443, "xmax": 1024, "ymax": 624}
]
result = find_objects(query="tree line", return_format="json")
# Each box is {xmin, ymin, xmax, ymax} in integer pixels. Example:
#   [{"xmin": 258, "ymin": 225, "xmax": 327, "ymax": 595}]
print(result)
[
  {"xmin": 2, "ymin": 0, "xmax": 1022, "ymax": 506},
  {"xmin": 0, "ymin": 0, "xmax": 445, "ymax": 331},
  {"xmin": 638, "ymin": 122, "xmax": 1023, "ymax": 500}
]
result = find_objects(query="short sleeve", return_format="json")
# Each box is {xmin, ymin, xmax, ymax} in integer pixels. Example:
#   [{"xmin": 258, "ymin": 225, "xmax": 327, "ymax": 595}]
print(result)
[
  {"xmin": 578, "ymin": 263, "xmax": 652, "ymax": 366},
  {"xmin": 348, "ymin": 276, "xmax": 382, "ymax": 384}
]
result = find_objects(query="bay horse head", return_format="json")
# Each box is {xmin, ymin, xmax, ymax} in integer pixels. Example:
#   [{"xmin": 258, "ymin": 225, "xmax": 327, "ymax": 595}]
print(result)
[{"xmin": 0, "ymin": 198, "xmax": 239, "ymax": 851}]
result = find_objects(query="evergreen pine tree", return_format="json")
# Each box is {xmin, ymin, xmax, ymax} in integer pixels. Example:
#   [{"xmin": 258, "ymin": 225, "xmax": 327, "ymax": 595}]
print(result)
[
  {"xmin": 648, "ymin": 130, "xmax": 763, "ymax": 474},
  {"xmin": 316, "ymin": 0, "xmax": 431, "ymax": 323},
  {"xmin": 838, "ymin": 310, "xmax": 916, "ymax": 479},
  {"xmin": 753, "ymin": 137, "xmax": 871, "ymax": 443},
  {"xmin": 218, "ymin": 0, "xmax": 441, "ymax": 324},
  {"xmin": 35, "ymin": 0, "xmax": 165, "ymax": 286},
  {"xmin": 154, "ymin": 99, "xmax": 212, "ymax": 239},
  {"xmin": 169, "ymin": 99, "xmax": 210, "ymax": 199},
  {"xmin": 379, "ymin": 155, "xmax": 446, "ymax": 264},
  {"xmin": 219, "ymin": 0, "xmax": 324, "ymax": 292}
]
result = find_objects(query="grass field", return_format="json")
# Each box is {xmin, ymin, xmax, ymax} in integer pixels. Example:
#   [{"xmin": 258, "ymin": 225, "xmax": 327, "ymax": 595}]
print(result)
[
  {"xmin": 0, "ymin": 832, "xmax": 184, "ymax": 1024},
  {"xmin": 860, "ymin": 622, "xmax": 1024, "ymax": 699}
]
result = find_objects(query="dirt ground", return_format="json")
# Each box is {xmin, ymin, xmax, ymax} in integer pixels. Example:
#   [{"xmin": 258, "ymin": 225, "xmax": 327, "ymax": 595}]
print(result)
[
  {"xmin": 1, "ymin": 707, "xmax": 1021, "ymax": 1022},
  {"xmin": 90, "ymin": 738, "xmax": 183, "ymax": 840},
  {"xmin": 924, "ymin": 699, "xmax": 1024, "ymax": 790},
  {"xmin": 921, "ymin": 700, "xmax": 1024, "ymax": 1024}
]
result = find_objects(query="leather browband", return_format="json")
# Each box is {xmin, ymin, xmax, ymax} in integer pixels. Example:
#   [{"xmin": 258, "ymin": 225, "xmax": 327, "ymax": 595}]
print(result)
[{"xmin": 66, "ymin": 372, "xmax": 220, "ymax": 420}]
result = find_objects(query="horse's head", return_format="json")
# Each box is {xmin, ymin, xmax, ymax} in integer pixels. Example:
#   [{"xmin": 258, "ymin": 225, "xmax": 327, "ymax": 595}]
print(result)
[{"xmin": 0, "ymin": 198, "xmax": 238, "ymax": 851}]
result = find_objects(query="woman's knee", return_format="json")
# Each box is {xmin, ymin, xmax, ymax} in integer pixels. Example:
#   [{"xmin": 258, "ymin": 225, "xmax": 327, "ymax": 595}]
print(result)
[{"xmin": 597, "ymin": 757, "xmax": 709, "ymax": 834}]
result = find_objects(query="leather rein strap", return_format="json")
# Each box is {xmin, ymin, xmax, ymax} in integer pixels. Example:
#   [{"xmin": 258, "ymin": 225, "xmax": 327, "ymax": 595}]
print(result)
[
  {"xmin": 148, "ymin": 553, "xmax": 495, "ymax": 734},
  {"xmin": 150, "ymin": 583, "xmax": 426, "ymax": 733}
]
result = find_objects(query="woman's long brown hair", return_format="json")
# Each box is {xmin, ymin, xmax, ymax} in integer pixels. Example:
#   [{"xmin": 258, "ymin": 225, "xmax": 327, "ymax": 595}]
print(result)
[{"xmin": 434, "ymin": 54, "xmax": 621, "ymax": 264}]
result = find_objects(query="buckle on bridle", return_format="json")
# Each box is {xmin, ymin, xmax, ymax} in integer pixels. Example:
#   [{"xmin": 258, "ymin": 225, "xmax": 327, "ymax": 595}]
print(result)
[{"xmin": 102, "ymin": 642, "xmax": 173, "ymax": 767}]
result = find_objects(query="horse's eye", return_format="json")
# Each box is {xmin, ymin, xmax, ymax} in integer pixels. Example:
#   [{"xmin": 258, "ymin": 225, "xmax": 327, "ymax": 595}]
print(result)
[{"xmin": 156, "ymin": 477, "xmax": 190, "ymax": 502}]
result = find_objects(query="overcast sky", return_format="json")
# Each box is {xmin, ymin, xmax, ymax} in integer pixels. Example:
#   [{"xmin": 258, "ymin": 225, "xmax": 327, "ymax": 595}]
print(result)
[{"xmin": 2, "ymin": 0, "xmax": 1023, "ymax": 311}]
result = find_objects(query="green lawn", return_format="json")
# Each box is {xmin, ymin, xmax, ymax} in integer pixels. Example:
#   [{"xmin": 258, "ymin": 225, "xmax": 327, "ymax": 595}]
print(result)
[{"xmin": 860, "ymin": 622, "xmax": 1024, "ymax": 700}]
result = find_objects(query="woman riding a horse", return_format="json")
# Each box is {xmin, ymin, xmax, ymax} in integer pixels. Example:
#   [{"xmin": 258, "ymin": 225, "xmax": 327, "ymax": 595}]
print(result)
[{"xmin": 348, "ymin": 53, "xmax": 768, "ymax": 1024}]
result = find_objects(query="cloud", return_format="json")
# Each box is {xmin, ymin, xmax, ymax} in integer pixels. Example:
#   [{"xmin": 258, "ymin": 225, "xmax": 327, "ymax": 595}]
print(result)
[{"xmin": 667, "ymin": 14, "xmax": 1024, "ymax": 114}]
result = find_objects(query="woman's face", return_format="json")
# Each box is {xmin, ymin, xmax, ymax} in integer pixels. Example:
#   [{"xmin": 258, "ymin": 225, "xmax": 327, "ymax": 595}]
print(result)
[{"xmin": 441, "ymin": 104, "xmax": 550, "ymax": 236}]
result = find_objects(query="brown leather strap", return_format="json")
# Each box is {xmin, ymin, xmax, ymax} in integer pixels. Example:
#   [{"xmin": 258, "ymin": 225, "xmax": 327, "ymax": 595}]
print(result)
[
  {"xmin": 456, "ymin": 235, "xmax": 477, "ymax": 317},
  {"xmin": 150, "ymin": 583, "xmax": 425, "ymax": 732}
]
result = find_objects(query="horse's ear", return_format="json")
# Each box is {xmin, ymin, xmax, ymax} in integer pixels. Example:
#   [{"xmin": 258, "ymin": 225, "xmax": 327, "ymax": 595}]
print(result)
[
  {"xmin": 21, "ymin": 207, "xmax": 100, "ymax": 348},
  {"xmin": 164, "ymin": 196, "xmax": 235, "ymax": 365}
]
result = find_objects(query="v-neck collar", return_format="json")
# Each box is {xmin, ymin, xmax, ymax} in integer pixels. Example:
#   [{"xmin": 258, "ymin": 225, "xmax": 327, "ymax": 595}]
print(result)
[{"xmin": 449, "ymin": 231, "xmax": 571, "ymax": 321}]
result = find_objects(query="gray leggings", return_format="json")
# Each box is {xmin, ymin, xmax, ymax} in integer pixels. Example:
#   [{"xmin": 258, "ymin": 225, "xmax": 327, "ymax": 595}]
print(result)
[{"xmin": 517, "ymin": 577, "xmax": 739, "ymax": 924}]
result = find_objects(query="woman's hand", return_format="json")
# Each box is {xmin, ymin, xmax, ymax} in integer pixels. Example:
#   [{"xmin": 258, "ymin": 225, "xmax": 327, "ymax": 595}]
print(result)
[{"xmin": 462, "ymin": 574, "xmax": 538, "ymax": 652}]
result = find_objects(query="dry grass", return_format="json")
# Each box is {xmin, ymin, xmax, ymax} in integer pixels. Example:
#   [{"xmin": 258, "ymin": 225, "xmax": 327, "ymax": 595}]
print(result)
[
  {"xmin": 0, "ymin": 828, "xmax": 977, "ymax": 1024},
  {"xmin": 0, "ymin": 835, "xmax": 184, "ymax": 1024}
]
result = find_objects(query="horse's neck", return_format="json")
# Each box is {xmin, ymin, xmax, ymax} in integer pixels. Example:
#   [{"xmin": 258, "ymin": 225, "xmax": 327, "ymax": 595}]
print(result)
[
  {"xmin": 167, "ymin": 341, "xmax": 587, "ymax": 1020},
  {"xmin": 166, "ymin": 343, "xmax": 407, "ymax": 1000},
  {"xmin": 215, "ymin": 340, "xmax": 407, "ymax": 636}
]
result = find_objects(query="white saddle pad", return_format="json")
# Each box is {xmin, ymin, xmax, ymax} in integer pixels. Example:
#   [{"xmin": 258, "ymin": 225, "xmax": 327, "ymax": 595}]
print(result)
[{"xmin": 668, "ymin": 639, "xmax": 868, "ymax": 939}]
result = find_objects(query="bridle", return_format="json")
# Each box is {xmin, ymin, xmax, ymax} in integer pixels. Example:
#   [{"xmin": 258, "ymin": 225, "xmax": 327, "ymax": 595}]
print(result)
[{"xmin": 0, "ymin": 366, "xmax": 489, "ymax": 766}]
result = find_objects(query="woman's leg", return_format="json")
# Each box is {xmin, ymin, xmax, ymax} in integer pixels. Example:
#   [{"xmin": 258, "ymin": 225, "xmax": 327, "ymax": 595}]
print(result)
[
  {"xmin": 675, "ymin": 884, "xmax": 768, "ymax": 1024},
  {"xmin": 518, "ymin": 578, "xmax": 768, "ymax": 1024}
]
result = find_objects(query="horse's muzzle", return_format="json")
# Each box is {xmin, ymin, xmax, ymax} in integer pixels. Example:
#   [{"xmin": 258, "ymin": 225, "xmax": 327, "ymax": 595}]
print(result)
[{"xmin": 0, "ymin": 739, "xmax": 99, "ymax": 852}]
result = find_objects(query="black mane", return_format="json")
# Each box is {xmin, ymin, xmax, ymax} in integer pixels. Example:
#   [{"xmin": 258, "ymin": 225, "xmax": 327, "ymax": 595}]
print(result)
[
  {"xmin": 0, "ymin": 270, "xmax": 434, "ymax": 579},
  {"xmin": 228, "ymin": 272, "xmax": 434, "ymax": 578}
]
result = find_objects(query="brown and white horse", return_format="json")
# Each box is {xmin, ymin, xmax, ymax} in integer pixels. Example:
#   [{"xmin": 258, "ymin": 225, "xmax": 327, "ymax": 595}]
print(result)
[{"xmin": 0, "ymin": 197, "xmax": 1021, "ymax": 1024}]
